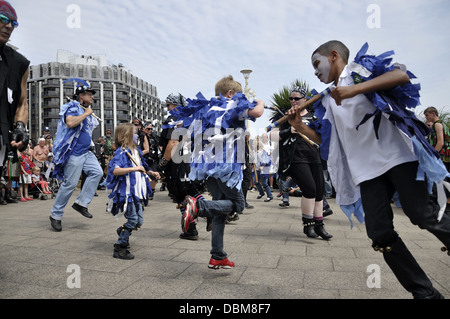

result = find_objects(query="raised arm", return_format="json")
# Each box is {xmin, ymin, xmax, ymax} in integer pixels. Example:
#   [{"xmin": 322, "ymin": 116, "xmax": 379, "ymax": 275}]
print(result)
[{"xmin": 331, "ymin": 68, "xmax": 410, "ymax": 105}]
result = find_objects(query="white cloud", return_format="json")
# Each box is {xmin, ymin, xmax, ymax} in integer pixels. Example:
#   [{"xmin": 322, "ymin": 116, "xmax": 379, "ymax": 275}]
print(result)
[{"xmin": 9, "ymin": 0, "xmax": 450, "ymax": 130}]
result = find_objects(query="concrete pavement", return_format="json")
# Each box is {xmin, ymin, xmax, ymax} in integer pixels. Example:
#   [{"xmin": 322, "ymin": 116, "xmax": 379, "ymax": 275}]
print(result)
[{"xmin": 0, "ymin": 187, "xmax": 449, "ymax": 300}]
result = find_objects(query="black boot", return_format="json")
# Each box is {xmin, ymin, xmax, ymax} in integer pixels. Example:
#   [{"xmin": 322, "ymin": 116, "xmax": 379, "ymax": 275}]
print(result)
[
  {"xmin": 180, "ymin": 222, "xmax": 199, "ymax": 240},
  {"xmin": 5, "ymin": 189, "xmax": 17, "ymax": 203},
  {"xmin": 113, "ymin": 244, "xmax": 134, "ymax": 260},
  {"xmin": 314, "ymin": 219, "xmax": 333, "ymax": 240},
  {"xmin": 0, "ymin": 191, "xmax": 7, "ymax": 205},
  {"xmin": 302, "ymin": 218, "xmax": 318, "ymax": 238}
]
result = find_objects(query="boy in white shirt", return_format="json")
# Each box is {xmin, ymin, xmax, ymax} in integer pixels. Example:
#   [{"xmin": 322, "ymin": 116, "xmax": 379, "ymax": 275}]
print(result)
[{"xmin": 288, "ymin": 40, "xmax": 450, "ymax": 299}]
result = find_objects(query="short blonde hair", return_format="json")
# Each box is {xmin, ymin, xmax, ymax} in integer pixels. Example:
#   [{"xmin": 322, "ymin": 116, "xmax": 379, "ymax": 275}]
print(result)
[{"xmin": 215, "ymin": 75, "xmax": 242, "ymax": 97}]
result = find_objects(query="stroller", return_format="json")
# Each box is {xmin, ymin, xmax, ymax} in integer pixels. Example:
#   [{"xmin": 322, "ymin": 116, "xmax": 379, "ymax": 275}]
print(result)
[
  {"xmin": 29, "ymin": 166, "xmax": 55, "ymax": 200},
  {"xmin": 45, "ymin": 162, "xmax": 60, "ymax": 195},
  {"xmin": 29, "ymin": 177, "xmax": 54, "ymax": 200},
  {"xmin": 29, "ymin": 182, "xmax": 48, "ymax": 200}
]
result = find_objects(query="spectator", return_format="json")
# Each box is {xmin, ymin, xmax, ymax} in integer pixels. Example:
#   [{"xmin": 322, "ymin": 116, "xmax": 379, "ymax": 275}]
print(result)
[
  {"xmin": 0, "ymin": 1, "xmax": 30, "ymax": 206},
  {"xmin": 33, "ymin": 137, "xmax": 49, "ymax": 169},
  {"xmin": 18, "ymin": 146, "xmax": 34, "ymax": 202}
]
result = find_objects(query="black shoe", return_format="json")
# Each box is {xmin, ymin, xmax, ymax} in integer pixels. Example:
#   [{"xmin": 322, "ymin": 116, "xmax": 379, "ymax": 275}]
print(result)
[
  {"xmin": 180, "ymin": 222, "xmax": 199, "ymax": 240},
  {"xmin": 323, "ymin": 206, "xmax": 334, "ymax": 217},
  {"xmin": 256, "ymin": 194, "xmax": 264, "ymax": 199},
  {"xmin": 226, "ymin": 212, "xmax": 240, "ymax": 224},
  {"xmin": 5, "ymin": 196, "xmax": 18, "ymax": 203},
  {"xmin": 279, "ymin": 201, "xmax": 290, "ymax": 207},
  {"xmin": 414, "ymin": 288, "xmax": 445, "ymax": 299},
  {"xmin": 314, "ymin": 220, "xmax": 333, "ymax": 240},
  {"xmin": 113, "ymin": 244, "xmax": 134, "ymax": 260},
  {"xmin": 245, "ymin": 202, "xmax": 254, "ymax": 209},
  {"xmin": 264, "ymin": 197, "xmax": 273, "ymax": 202},
  {"xmin": 5, "ymin": 189, "xmax": 18, "ymax": 203},
  {"xmin": 72, "ymin": 203, "xmax": 93, "ymax": 219},
  {"xmin": 179, "ymin": 231, "xmax": 199, "ymax": 240},
  {"xmin": 49, "ymin": 216, "xmax": 62, "ymax": 232}
]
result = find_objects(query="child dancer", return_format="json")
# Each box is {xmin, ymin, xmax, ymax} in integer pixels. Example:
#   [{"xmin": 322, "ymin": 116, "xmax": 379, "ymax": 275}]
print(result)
[
  {"xmin": 168, "ymin": 75, "xmax": 265, "ymax": 269},
  {"xmin": 31, "ymin": 166, "xmax": 52, "ymax": 194},
  {"xmin": 105, "ymin": 123, "xmax": 160, "ymax": 260},
  {"xmin": 288, "ymin": 40, "xmax": 450, "ymax": 299}
]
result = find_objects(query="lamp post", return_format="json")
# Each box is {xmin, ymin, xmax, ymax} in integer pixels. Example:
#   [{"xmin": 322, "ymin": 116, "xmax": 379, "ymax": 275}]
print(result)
[
  {"xmin": 240, "ymin": 69, "xmax": 256, "ymax": 101},
  {"xmin": 241, "ymin": 69, "xmax": 256, "ymax": 130}
]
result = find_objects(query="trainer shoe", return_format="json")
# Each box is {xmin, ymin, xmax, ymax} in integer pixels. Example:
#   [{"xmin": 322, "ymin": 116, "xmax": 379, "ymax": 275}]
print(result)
[
  {"xmin": 208, "ymin": 257, "xmax": 235, "ymax": 270},
  {"xmin": 181, "ymin": 196, "xmax": 198, "ymax": 233}
]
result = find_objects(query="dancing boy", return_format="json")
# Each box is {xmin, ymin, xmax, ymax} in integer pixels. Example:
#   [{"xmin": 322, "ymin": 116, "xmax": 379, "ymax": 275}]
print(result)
[{"xmin": 288, "ymin": 40, "xmax": 450, "ymax": 299}]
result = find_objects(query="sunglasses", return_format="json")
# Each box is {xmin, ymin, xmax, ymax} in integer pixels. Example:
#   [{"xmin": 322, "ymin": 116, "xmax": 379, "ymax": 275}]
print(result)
[
  {"xmin": 0, "ymin": 14, "xmax": 18, "ymax": 29},
  {"xmin": 289, "ymin": 97, "xmax": 305, "ymax": 101}
]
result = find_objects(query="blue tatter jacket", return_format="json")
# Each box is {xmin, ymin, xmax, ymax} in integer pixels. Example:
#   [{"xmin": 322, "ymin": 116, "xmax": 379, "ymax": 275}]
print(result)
[{"xmin": 52, "ymin": 101, "xmax": 99, "ymax": 180}]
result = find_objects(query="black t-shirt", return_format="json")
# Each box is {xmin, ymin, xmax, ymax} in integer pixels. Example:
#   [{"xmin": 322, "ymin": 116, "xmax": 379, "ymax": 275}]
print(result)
[{"xmin": 279, "ymin": 127, "xmax": 321, "ymax": 174}]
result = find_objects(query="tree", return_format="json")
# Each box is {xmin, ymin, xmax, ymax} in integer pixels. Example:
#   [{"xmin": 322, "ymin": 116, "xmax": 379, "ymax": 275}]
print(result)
[{"xmin": 269, "ymin": 79, "xmax": 311, "ymax": 123}]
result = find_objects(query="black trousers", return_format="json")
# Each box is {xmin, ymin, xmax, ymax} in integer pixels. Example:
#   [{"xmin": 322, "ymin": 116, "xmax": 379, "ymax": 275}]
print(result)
[
  {"xmin": 360, "ymin": 161, "xmax": 450, "ymax": 297},
  {"xmin": 288, "ymin": 162, "xmax": 324, "ymax": 200}
]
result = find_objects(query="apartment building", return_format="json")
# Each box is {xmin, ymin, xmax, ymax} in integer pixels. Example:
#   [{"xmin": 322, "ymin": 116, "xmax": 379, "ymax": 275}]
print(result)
[{"xmin": 27, "ymin": 50, "xmax": 166, "ymax": 142}]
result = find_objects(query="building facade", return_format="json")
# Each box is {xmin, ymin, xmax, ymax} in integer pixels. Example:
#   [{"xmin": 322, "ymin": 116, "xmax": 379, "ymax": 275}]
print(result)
[{"xmin": 27, "ymin": 50, "xmax": 166, "ymax": 142}]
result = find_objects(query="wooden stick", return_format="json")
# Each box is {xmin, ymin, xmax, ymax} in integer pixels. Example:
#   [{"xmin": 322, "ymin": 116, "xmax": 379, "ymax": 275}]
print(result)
[
  {"xmin": 79, "ymin": 105, "xmax": 103, "ymax": 122},
  {"xmin": 121, "ymin": 147, "xmax": 153, "ymax": 183},
  {"xmin": 265, "ymin": 87, "xmax": 333, "ymax": 132},
  {"xmin": 266, "ymin": 103, "xmax": 320, "ymax": 148},
  {"xmin": 65, "ymin": 96, "xmax": 103, "ymax": 122}
]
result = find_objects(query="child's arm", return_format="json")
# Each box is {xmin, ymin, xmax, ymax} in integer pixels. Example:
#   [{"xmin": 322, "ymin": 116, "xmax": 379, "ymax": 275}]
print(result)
[
  {"xmin": 147, "ymin": 170, "xmax": 161, "ymax": 180},
  {"xmin": 113, "ymin": 165, "xmax": 146, "ymax": 176},
  {"xmin": 248, "ymin": 99, "xmax": 265, "ymax": 119},
  {"xmin": 331, "ymin": 68, "xmax": 410, "ymax": 105}
]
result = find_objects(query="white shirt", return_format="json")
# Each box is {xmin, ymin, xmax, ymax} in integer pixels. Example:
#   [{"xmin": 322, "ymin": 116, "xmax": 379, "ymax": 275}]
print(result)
[
  {"xmin": 325, "ymin": 66, "xmax": 417, "ymax": 187},
  {"xmin": 115, "ymin": 148, "xmax": 147, "ymax": 200}
]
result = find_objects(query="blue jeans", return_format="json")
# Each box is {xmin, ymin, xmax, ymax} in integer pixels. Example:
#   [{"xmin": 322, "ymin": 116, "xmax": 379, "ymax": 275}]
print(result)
[
  {"xmin": 118, "ymin": 201, "xmax": 143, "ymax": 246},
  {"xmin": 197, "ymin": 177, "xmax": 245, "ymax": 260},
  {"xmin": 260, "ymin": 173, "xmax": 273, "ymax": 199},
  {"xmin": 279, "ymin": 178, "xmax": 297, "ymax": 203},
  {"xmin": 51, "ymin": 152, "xmax": 103, "ymax": 220}
]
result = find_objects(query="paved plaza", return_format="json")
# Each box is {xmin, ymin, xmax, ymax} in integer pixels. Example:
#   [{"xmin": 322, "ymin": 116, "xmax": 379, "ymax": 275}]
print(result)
[{"xmin": 0, "ymin": 187, "xmax": 448, "ymax": 300}]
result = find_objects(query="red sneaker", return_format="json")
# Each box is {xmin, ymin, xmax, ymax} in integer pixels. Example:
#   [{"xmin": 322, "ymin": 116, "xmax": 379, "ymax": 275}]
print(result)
[
  {"xmin": 208, "ymin": 258, "xmax": 235, "ymax": 270},
  {"xmin": 181, "ymin": 196, "xmax": 198, "ymax": 233}
]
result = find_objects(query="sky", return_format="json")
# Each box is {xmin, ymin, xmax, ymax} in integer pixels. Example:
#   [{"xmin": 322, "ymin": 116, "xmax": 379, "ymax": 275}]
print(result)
[{"xmin": 8, "ymin": 0, "xmax": 450, "ymax": 132}]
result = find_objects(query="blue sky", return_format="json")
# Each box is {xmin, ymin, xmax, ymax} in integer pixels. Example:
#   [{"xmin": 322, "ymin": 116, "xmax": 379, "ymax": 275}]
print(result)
[{"xmin": 9, "ymin": 0, "xmax": 450, "ymax": 131}]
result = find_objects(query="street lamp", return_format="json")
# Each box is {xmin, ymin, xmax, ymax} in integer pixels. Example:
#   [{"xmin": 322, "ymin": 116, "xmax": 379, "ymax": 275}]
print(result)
[{"xmin": 240, "ymin": 68, "xmax": 256, "ymax": 101}]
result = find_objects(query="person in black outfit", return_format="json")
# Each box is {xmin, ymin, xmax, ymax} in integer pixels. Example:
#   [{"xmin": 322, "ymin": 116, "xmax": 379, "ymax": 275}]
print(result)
[
  {"xmin": 158, "ymin": 93, "xmax": 200, "ymax": 240},
  {"xmin": 143, "ymin": 122, "xmax": 160, "ymax": 197},
  {"xmin": 241, "ymin": 132, "xmax": 254, "ymax": 210},
  {"xmin": 0, "ymin": 2, "xmax": 30, "ymax": 205},
  {"xmin": 272, "ymin": 87, "xmax": 332, "ymax": 240}
]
